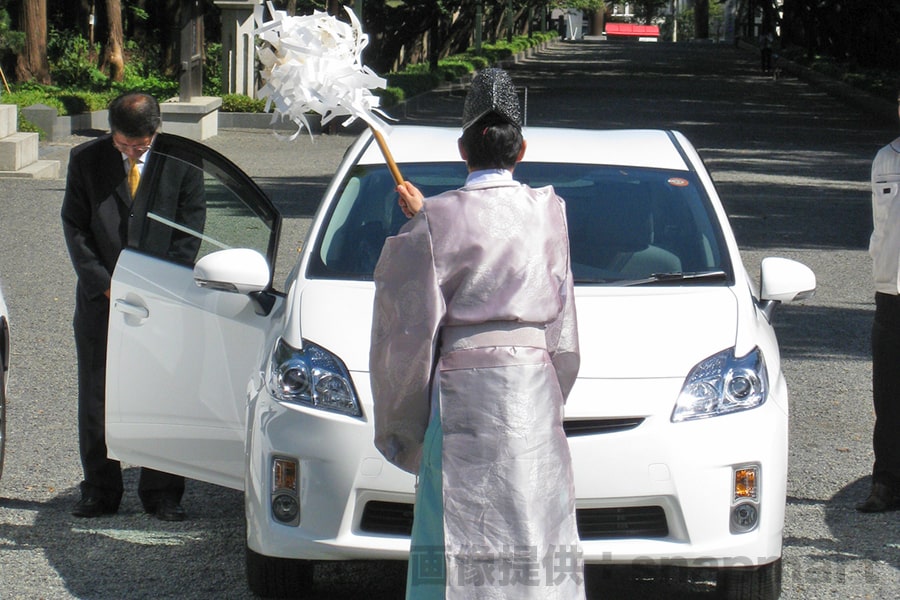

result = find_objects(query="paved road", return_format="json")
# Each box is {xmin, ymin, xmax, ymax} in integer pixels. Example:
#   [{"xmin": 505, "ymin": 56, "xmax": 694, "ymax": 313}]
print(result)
[{"xmin": 0, "ymin": 39, "xmax": 897, "ymax": 599}]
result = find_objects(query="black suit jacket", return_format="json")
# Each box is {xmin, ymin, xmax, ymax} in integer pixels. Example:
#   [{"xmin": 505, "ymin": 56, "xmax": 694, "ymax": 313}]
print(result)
[{"xmin": 61, "ymin": 133, "xmax": 205, "ymax": 337}]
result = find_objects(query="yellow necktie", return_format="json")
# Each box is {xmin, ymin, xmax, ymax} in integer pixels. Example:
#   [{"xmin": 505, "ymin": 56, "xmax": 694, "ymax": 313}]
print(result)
[{"xmin": 128, "ymin": 158, "xmax": 140, "ymax": 197}]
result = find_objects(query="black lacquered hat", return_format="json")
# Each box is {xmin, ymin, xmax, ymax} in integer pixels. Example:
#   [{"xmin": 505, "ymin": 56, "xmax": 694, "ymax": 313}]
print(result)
[{"xmin": 461, "ymin": 68, "xmax": 522, "ymax": 131}]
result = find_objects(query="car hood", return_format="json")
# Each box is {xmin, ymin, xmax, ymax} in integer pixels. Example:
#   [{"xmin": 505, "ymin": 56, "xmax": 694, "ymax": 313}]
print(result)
[
  {"xmin": 573, "ymin": 287, "xmax": 738, "ymax": 378},
  {"xmin": 297, "ymin": 282, "xmax": 739, "ymax": 379}
]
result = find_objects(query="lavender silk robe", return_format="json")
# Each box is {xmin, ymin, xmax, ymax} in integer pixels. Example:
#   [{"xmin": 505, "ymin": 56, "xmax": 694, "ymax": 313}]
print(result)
[{"xmin": 370, "ymin": 178, "xmax": 584, "ymax": 599}]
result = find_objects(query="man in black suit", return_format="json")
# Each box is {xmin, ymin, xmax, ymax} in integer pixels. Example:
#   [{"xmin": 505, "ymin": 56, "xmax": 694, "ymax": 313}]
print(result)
[{"xmin": 61, "ymin": 92, "xmax": 204, "ymax": 521}]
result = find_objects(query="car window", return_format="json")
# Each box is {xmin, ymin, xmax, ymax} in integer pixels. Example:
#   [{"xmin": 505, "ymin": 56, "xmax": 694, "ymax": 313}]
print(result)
[
  {"xmin": 308, "ymin": 162, "xmax": 730, "ymax": 285},
  {"xmin": 309, "ymin": 163, "xmax": 468, "ymax": 279},
  {"xmin": 131, "ymin": 135, "xmax": 282, "ymax": 288},
  {"xmin": 516, "ymin": 164, "xmax": 730, "ymax": 283}
]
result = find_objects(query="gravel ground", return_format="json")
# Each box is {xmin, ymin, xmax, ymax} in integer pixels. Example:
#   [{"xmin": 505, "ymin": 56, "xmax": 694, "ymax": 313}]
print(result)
[{"xmin": 0, "ymin": 39, "xmax": 898, "ymax": 599}]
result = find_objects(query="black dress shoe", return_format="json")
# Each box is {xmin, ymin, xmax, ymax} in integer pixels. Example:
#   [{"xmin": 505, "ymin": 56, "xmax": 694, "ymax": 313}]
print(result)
[
  {"xmin": 145, "ymin": 498, "xmax": 186, "ymax": 522},
  {"xmin": 72, "ymin": 496, "xmax": 118, "ymax": 518},
  {"xmin": 856, "ymin": 482, "xmax": 900, "ymax": 513}
]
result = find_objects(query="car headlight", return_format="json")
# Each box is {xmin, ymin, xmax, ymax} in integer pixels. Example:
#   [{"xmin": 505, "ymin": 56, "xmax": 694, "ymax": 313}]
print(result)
[
  {"xmin": 267, "ymin": 337, "xmax": 362, "ymax": 417},
  {"xmin": 671, "ymin": 347, "xmax": 768, "ymax": 422}
]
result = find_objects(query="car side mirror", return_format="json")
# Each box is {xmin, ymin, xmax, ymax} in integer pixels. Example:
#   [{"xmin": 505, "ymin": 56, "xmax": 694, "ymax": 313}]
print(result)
[
  {"xmin": 758, "ymin": 256, "xmax": 817, "ymax": 321},
  {"xmin": 194, "ymin": 248, "xmax": 276, "ymax": 316},
  {"xmin": 194, "ymin": 248, "xmax": 270, "ymax": 294}
]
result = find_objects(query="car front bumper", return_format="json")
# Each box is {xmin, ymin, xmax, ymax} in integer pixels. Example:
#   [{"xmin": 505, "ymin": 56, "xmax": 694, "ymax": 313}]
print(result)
[{"xmin": 245, "ymin": 373, "xmax": 787, "ymax": 570}]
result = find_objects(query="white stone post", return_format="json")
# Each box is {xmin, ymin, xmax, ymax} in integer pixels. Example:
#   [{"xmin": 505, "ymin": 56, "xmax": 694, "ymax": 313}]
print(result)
[{"xmin": 215, "ymin": 0, "xmax": 259, "ymax": 98}]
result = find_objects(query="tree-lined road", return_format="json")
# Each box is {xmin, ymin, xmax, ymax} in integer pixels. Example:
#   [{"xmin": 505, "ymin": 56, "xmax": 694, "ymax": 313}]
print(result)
[{"xmin": 0, "ymin": 38, "xmax": 897, "ymax": 598}]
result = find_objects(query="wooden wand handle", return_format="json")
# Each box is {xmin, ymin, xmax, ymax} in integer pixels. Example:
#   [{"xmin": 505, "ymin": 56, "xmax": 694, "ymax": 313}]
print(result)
[{"xmin": 371, "ymin": 128, "xmax": 404, "ymax": 185}]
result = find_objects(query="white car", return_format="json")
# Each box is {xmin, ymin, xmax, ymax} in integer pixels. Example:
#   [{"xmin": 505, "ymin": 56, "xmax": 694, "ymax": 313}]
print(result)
[
  {"xmin": 105, "ymin": 127, "xmax": 815, "ymax": 599},
  {"xmin": 0, "ymin": 283, "xmax": 9, "ymax": 483}
]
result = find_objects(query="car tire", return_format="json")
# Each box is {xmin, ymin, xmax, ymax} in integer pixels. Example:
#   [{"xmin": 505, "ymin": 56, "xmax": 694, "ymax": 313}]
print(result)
[
  {"xmin": 716, "ymin": 558, "xmax": 782, "ymax": 600},
  {"xmin": 246, "ymin": 546, "xmax": 314, "ymax": 598},
  {"xmin": 0, "ymin": 365, "xmax": 5, "ymax": 482},
  {"xmin": 0, "ymin": 314, "xmax": 7, "ymax": 483}
]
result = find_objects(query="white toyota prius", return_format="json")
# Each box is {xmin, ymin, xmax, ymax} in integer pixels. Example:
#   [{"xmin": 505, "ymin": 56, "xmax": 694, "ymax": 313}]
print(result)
[{"xmin": 105, "ymin": 126, "xmax": 815, "ymax": 599}]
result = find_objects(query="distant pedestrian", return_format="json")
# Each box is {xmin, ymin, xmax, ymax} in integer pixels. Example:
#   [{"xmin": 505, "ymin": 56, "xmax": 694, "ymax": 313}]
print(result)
[
  {"xmin": 760, "ymin": 31, "xmax": 774, "ymax": 73},
  {"xmin": 858, "ymin": 90, "xmax": 900, "ymax": 513}
]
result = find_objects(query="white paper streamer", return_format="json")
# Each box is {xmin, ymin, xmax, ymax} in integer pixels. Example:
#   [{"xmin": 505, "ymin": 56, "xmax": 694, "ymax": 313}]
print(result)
[{"xmin": 255, "ymin": 3, "xmax": 391, "ymax": 139}]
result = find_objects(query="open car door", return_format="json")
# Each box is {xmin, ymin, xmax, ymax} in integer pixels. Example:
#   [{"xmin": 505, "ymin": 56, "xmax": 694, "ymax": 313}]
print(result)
[{"xmin": 105, "ymin": 134, "xmax": 282, "ymax": 491}]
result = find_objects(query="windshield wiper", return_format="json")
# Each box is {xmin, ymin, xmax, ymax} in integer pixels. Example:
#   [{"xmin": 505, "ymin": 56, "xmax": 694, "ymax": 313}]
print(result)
[{"xmin": 622, "ymin": 270, "xmax": 729, "ymax": 286}]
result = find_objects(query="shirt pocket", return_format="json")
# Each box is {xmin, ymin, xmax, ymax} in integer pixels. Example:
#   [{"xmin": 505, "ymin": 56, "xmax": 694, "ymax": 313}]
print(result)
[{"xmin": 873, "ymin": 177, "xmax": 900, "ymax": 228}]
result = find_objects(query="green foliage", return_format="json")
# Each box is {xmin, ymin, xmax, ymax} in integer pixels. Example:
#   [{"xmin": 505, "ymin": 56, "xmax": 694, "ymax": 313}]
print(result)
[
  {"xmin": 17, "ymin": 115, "xmax": 41, "ymax": 136},
  {"xmin": 549, "ymin": 0, "xmax": 605, "ymax": 11},
  {"xmin": 3, "ymin": 83, "xmax": 118, "ymax": 116},
  {"xmin": 129, "ymin": 4, "xmax": 150, "ymax": 22},
  {"xmin": 221, "ymin": 93, "xmax": 267, "ymax": 113},
  {"xmin": 204, "ymin": 42, "xmax": 223, "ymax": 96},
  {"xmin": 479, "ymin": 41, "xmax": 517, "ymax": 63},
  {"xmin": 3, "ymin": 21, "xmax": 559, "ymax": 123},
  {"xmin": 115, "ymin": 70, "xmax": 178, "ymax": 99},
  {"xmin": 385, "ymin": 71, "xmax": 442, "ymax": 98},
  {"xmin": 458, "ymin": 53, "xmax": 491, "ymax": 70},
  {"xmin": 3, "ymin": 85, "xmax": 68, "ymax": 114},
  {"xmin": 374, "ymin": 87, "xmax": 404, "ymax": 108},
  {"xmin": 47, "ymin": 29, "xmax": 107, "ymax": 89},
  {"xmin": 0, "ymin": 3, "xmax": 23, "ymax": 56},
  {"xmin": 436, "ymin": 59, "xmax": 474, "ymax": 81},
  {"xmin": 676, "ymin": 8, "xmax": 695, "ymax": 41},
  {"xmin": 382, "ymin": 31, "xmax": 558, "ymax": 105}
]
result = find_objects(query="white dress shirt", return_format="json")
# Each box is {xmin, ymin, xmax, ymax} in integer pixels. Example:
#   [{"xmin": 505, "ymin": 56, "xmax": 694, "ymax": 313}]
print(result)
[{"xmin": 870, "ymin": 137, "xmax": 900, "ymax": 294}]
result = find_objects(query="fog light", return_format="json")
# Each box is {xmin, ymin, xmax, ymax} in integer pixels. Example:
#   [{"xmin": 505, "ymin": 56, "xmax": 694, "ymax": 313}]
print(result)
[
  {"xmin": 731, "ymin": 502, "xmax": 759, "ymax": 533},
  {"xmin": 734, "ymin": 466, "xmax": 758, "ymax": 501},
  {"xmin": 271, "ymin": 456, "xmax": 300, "ymax": 526},
  {"xmin": 272, "ymin": 493, "xmax": 300, "ymax": 524}
]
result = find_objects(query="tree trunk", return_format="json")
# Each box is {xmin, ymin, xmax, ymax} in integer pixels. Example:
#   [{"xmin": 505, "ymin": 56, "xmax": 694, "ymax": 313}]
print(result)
[
  {"xmin": 55, "ymin": 0, "xmax": 93, "ymax": 40},
  {"xmin": 102, "ymin": 0, "xmax": 125, "ymax": 81},
  {"xmin": 157, "ymin": 0, "xmax": 184, "ymax": 78},
  {"xmin": 694, "ymin": 0, "xmax": 709, "ymax": 39},
  {"xmin": 16, "ymin": 0, "xmax": 51, "ymax": 84}
]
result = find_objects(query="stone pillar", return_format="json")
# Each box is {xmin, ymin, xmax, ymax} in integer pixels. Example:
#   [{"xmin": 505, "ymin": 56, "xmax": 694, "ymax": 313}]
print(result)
[
  {"xmin": 215, "ymin": 0, "xmax": 259, "ymax": 97},
  {"xmin": 179, "ymin": 0, "xmax": 205, "ymax": 101},
  {"xmin": 160, "ymin": 0, "xmax": 221, "ymax": 140}
]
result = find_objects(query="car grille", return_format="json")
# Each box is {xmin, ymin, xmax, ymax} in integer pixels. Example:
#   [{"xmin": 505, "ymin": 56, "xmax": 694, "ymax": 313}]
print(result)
[
  {"xmin": 360, "ymin": 501, "xmax": 415, "ymax": 536},
  {"xmin": 359, "ymin": 502, "xmax": 668, "ymax": 540},
  {"xmin": 576, "ymin": 505, "xmax": 668, "ymax": 539},
  {"xmin": 563, "ymin": 418, "xmax": 644, "ymax": 436}
]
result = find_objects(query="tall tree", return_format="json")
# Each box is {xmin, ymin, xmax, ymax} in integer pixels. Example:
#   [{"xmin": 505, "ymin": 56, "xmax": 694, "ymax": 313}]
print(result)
[
  {"xmin": 694, "ymin": 0, "xmax": 709, "ymax": 38},
  {"xmin": 102, "ymin": 0, "xmax": 124, "ymax": 81},
  {"xmin": 363, "ymin": 1, "xmax": 444, "ymax": 73},
  {"xmin": 632, "ymin": 0, "xmax": 667, "ymax": 24},
  {"xmin": 15, "ymin": 0, "xmax": 50, "ymax": 83}
]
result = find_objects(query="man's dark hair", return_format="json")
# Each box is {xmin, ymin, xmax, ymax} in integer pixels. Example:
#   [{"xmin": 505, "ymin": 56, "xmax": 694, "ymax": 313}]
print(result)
[
  {"xmin": 108, "ymin": 92, "xmax": 161, "ymax": 138},
  {"xmin": 460, "ymin": 114, "xmax": 524, "ymax": 171}
]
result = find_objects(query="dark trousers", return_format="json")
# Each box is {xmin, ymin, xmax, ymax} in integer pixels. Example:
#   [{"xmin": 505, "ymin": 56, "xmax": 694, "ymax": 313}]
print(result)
[
  {"xmin": 760, "ymin": 48, "xmax": 773, "ymax": 72},
  {"xmin": 75, "ymin": 329, "xmax": 184, "ymax": 508},
  {"xmin": 872, "ymin": 293, "xmax": 900, "ymax": 489}
]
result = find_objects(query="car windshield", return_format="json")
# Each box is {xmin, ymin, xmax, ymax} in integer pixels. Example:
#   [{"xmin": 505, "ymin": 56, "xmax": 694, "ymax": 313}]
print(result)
[{"xmin": 308, "ymin": 162, "xmax": 731, "ymax": 285}]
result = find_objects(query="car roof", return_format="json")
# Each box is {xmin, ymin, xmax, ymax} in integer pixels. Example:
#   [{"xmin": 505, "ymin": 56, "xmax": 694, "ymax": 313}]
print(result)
[{"xmin": 358, "ymin": 126, "xmax": 691, "ymax": 171}]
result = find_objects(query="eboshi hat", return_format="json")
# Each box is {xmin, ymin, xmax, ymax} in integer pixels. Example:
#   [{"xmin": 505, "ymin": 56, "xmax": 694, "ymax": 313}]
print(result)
[{"xmin": 461, "ymin": 68, "xmax": 522, "ymax": 131}]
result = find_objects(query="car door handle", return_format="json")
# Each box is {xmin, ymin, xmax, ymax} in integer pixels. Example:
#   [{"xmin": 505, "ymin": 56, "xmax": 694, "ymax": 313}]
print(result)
[{"xmin": 113, "ymin": 299, "xmax": 149, "ymax": 319}]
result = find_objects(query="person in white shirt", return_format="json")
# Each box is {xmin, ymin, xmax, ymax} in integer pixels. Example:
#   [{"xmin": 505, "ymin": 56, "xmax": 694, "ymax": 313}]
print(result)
[{"xmin": 860, "ymin": 96, "xmax": 900, "ymax": 512}]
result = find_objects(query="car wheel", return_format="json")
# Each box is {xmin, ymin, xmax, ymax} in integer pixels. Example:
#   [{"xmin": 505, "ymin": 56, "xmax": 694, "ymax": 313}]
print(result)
[
  {"xmin": 246, "ymin": 545, "xmax": 314, "ymax": 598},
  {"xmin": 0, "ymin": 367, "xmax": 5, "ymax": 482},
  {"xmin": 0, "ymin": 315, "xmax": 7, "ymax": 483},
  {"xmin": 716, "ymin": 558, "xmax": 782, "ymax": 600}
]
